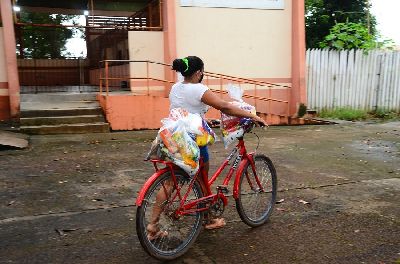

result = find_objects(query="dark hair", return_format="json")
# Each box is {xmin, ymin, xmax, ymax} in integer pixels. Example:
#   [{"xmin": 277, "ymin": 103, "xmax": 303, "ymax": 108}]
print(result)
[{"xmin": 172, "ymin": 56, "xmax": 204, "ymax": 77}]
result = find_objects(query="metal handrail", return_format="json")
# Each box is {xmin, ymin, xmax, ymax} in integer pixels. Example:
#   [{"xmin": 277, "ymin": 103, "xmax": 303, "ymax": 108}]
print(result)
[
  {"xmin": 205, "ymin": 72, "xmax": 291, "ymax": 89},
  {"xmin": 98, "ymin": 60, "xmax": 290, "ymax": 117},
  {"xmin": 98, "ymin": 59, "xmax": 291, "ymax": 88}
]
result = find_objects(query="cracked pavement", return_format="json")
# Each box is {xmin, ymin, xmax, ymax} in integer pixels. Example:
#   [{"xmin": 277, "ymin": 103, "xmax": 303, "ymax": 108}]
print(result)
[{"xmin": 0, "ymin": 121, "xmax": 399, "ymax": 264}]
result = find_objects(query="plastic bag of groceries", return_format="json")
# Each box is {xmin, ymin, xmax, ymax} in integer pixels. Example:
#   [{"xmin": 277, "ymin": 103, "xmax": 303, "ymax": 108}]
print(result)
[
  {"xmin": 146, "ymin": 108, "xmax": 218, "ymax": 175},
  {"xmin": 221, "ymin": 84, "xmax": 256, "ymax": 148},
  {"xmin": 168, "ymin": 108, "xmax": 216, "ymax": 147},
  {"xmin": 150, "ymin": 108, "xmax": 205, "ymax": 176}
]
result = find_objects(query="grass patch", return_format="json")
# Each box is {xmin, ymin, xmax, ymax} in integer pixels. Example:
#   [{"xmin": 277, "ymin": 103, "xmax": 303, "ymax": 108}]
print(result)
[
  {"xmin": 369, "ymin": 109, "xmax": 400, "ymax": 120},
  {"xmin": 318, "ymin": 108, "xmax": 368, "ymax": 121},
  {"xmin": 318, "ymin": 108, "xmax": 400, "ymax": 121}
]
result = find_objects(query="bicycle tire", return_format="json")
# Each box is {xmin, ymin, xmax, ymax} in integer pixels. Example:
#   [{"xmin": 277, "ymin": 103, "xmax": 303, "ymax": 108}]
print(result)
[
  {"xmin": 136, "ymin": 170, "xmax": 204, "ymax": 260},
  {"xmin": 236, "ymin": 154, "xmax": 277, "ymax": 227}
]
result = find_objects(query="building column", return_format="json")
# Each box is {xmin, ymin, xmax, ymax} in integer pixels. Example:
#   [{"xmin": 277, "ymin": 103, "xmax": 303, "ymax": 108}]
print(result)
[
  {"xmin": 163, "ymin": 0, "xmax": 177, "ymax": 96},
  {"xmin": 0, "ymin": 0, "xmax": 20, "ymax": 121},
  {"xmin": 290, "ymin": 0, "xmax": 306, "ymax": 116}
]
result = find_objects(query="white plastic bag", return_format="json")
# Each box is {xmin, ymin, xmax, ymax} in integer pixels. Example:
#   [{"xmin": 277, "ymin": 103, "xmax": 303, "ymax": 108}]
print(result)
[
  {"xmin": 163, "ymin": 108, "xmax": 203, "ymax": 135},
  {"xmin": 158, "ymin": 108, "xmax": 202, "ymax": 176},
  {"xmin": 227, "ymin": 84, "xmax": 244, "ymax": 102},
  {"xmin": 221, "ymin": 85, "xmax": 256, "ymax": 148},
  {"xmin": 148, "ymin": 108, "xmax": 218, "ymax": 174}
]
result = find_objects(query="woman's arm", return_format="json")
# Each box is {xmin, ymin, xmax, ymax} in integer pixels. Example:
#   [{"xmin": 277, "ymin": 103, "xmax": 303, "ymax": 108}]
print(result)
[{"xmin": 201, "ymin": 90, "xmax": 267, "ymax": 126}]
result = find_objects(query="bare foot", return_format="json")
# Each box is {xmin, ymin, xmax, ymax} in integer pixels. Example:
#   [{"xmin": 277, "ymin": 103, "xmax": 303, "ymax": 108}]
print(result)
[
  {"xmin": 147, "ymin": 223, "xmax": 168, "ymax": 240},
  {"xmin": 205, "ymin": 218, "xmax": 226, "ymax": 230}
]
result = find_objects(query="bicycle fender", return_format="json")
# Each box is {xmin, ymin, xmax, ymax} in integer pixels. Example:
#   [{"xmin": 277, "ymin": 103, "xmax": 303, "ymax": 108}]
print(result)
[
  {"xmin": 233, "ymin": 154, "xmax": 254, "ymax": 199},
  {"xmin": 135, "ymin": 167, "xmax": 170, "ymax": 206}
]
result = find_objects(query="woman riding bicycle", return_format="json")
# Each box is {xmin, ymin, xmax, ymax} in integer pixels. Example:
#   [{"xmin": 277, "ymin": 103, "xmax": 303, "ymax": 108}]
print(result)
[{"xmin": 147, "ymin": 56, "xmax": 266, "ymax": 232}]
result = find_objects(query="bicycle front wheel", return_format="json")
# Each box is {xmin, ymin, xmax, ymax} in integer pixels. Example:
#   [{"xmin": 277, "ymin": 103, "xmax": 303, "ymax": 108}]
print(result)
[
  {"xmin": 136, "ymin": 171, "xmax": 204, "ymax": 261},
  {"xmin": 236, "ymin": 154, "xmax": 277, "ymax": 227}
]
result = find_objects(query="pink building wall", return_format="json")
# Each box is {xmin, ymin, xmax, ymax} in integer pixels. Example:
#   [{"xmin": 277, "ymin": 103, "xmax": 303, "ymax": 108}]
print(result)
[
  {"xmin": 101, "ymin": 0, "xmax": 305, "ymax": 130},
  {"xmin": 0, "ymin": 0, "xmax": 305, "ymax": 129}
]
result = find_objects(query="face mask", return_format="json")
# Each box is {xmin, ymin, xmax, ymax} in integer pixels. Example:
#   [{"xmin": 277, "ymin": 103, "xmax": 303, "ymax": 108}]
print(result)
[{"xmin": 199, "ymin": 73, "xmax": 204, "ymax": 83}]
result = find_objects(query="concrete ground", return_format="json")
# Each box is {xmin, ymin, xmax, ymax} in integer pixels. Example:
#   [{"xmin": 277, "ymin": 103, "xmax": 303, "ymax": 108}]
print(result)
[{"xmin": 0, "ymin": 121, "xmax": 399, "ymax": 264}]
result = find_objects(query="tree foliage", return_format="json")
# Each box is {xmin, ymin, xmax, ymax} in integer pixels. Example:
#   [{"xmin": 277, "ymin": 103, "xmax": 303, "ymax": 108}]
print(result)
[
  {"xmin": 305, "ymin": 0, "xmax": 377, "ymax": 49},
  {"xmin": 16, "ymin": 12, "xmax": 79, "ymax": 59},
  {"xmin": 319, "ymin": 22, "xmax": 396, "ymax": 50},
  {"xmin": 319, "ymin": 22, "xmax": 375, "ymax": 50}
]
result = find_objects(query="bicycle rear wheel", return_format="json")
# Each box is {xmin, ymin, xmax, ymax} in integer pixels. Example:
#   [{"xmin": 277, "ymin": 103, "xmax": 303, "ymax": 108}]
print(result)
[
  {"xmin": 236, "ymin": 154, "xmax": 277, "ymax": 227},
  {"xmin": 136, "ymin": 171, "xmax": 204, "ymax": 260}
]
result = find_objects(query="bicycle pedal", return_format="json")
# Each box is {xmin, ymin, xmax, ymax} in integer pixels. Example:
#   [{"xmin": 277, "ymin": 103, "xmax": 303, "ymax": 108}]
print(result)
[{"xmin": 216, "ymin": 185, "xmax": 229, "ymax": 194}]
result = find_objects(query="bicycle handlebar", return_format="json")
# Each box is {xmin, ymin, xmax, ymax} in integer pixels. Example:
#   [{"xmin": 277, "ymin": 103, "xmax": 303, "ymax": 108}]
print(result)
[
  {"xmin": 207, "ymin": 118, "xmax": 267, "ymax": 129},
  {"xmin": 255, "ymin": 120, "xmax": 267, "ymax": 128}
]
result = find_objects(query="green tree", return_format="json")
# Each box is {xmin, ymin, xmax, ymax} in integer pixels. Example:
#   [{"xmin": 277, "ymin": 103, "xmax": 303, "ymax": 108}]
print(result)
[
  {"xmin": 306, "ymin": 0, "xmax": 376, "ymax": 49},
  {"xmin": 319, "ymin": 22, "xmax": 396, "ymax": 50},
  {"xmin": 16, "ymin": 12, "xmax": 80, "ymax": 59},
  {"xmin": 319, "ymin": 22, "xmax": 375, "ymax": 50}
]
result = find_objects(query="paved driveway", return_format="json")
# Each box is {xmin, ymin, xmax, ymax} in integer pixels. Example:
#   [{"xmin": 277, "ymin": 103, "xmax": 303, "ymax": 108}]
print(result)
[{"xmin": 0, "ymin": 121, "xmax": 399, "ymax": 264}]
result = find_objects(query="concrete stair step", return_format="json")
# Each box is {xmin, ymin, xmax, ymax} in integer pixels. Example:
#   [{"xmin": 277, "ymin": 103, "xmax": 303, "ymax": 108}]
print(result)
[
  {"xmin": 257, "ymin": 112, "xmax": 289, "ymax": 125},
  {"xmin": 21, "ymin": 85, "xmax": 113, "ymax": 94},
  {"xmin": 302, "ymin": 118, "xmax": 337, "ymax": 125},
  {"xmin": 21, "ymin": 107, "xmax": 103, "ymax": 118},
  {"xmin": 20, "ymin": 122, "xmax": 110, "ymax": 135},
  {"xmin": 288, "ymin": 117, "xmax": 336, "ymax": 125},
  {"xmin": 257, "ymin": 113, "xmax": 335, "ymax": 126},
  {"xmin": 19, "ymin": 91, "xmax": 110, "ymax": 134},
  {"xmin": 21, "ymin": 92, "xmax": 98, "ymax": 102},
  {"xmin": 20, "ymin": 115, "xmax": 105, "ymax": 126},
  {"xmin": 21, "ymin": 101, "xmax": 100, "ymax": 110}
]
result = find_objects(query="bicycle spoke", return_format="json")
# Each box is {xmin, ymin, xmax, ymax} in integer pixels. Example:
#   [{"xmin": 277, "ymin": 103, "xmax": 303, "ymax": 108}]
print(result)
[
  {"xmin": 236, "ymin": 155, "xmax": 277, "ymax": 227},
  {"xmin": 136, "ymin": 171, "xmax": 204, "ymax": 260}
]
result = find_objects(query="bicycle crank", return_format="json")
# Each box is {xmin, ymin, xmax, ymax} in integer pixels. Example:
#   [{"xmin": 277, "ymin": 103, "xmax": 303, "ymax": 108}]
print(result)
[{"xmin": 209, "ymin": 197, "xmax": 225, "ymax": 218}]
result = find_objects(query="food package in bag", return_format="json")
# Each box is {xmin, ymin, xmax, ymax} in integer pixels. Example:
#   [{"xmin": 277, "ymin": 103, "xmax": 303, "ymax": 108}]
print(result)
[
  {"xmin": 221, "ymin": 85, "xmax": 256, "ymax": 148},
  {"xmin": 196, "ymin": 119, "xmax": 217, "ymax": 147},
  {"xmin": 157, "ymin": 108, "xmax": 203, "ymax": 176}
]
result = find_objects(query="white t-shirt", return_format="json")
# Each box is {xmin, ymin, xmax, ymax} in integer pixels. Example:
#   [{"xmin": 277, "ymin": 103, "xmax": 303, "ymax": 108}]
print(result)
[{"xmin": 169, "ymin": 82, "xmax": 210, "ymax": 116}]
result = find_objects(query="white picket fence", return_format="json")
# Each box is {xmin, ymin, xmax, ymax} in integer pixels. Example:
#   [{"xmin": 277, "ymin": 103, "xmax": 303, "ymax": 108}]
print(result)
[{"xmin": 306, "ymin": 49, "xmax": 400, "ymax": 111}]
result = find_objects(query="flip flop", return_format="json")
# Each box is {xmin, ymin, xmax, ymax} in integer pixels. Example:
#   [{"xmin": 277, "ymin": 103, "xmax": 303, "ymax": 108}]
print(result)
[{"xmin": 204, "ymin": 218, "xmax": 226, "ymax": 230}]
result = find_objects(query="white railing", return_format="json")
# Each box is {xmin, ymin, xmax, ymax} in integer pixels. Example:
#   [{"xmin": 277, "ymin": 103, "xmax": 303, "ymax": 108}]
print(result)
[{"xmin": 306, "ymin": 49, "xmax": 400, "ymax": 111}]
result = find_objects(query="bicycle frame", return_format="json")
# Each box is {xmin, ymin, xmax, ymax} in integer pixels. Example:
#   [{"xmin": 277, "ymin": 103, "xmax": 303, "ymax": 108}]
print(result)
[{"xmin": 136, "ymin": 138, "xmax": 260, "ymax": 215}]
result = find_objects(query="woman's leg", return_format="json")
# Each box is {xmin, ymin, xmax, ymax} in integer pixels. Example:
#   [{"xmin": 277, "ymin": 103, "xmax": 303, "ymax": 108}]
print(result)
[
  {"xmin": 149, "ymin": 179, "xmax": 173, "ymax": 224},
  {"xmin": 199, "ymin": 146, "xmax": 226, "ymax": 230},
  {"xmin": 147, "ymin": 179, "xmax": 173, "ymax": 238}
]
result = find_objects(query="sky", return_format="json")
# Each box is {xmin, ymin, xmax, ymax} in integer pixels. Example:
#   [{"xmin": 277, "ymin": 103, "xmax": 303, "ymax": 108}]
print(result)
[
  {"xmin": 64, "ymin": 16, "xmax": 87, "ymax": 58},
  {"xmin": 370, "ymin": 0, "xmax": 400, "ymax": 46}
]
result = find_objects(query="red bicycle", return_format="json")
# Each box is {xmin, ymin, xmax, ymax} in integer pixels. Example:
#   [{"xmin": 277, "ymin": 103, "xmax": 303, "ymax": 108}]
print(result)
[{"xmin": 135, "ymin": 122, "xmax": 277, "ymax": 260}]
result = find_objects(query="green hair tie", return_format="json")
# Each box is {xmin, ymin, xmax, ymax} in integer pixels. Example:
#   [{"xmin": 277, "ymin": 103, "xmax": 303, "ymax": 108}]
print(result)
[{"xmin": 182, "ymin": 58, "xmax": 189, "ymax": 72}]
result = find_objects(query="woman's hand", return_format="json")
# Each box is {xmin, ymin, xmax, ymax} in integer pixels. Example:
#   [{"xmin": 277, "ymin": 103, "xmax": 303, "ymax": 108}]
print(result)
[
  {"xmin": 201, "ymin": 90, "xmax": 268, "ymax": 127},
  {"xmin": 251, "ymin": 115, "xmax": 268, "ymax": 127}
]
